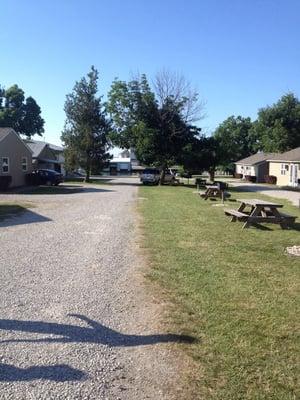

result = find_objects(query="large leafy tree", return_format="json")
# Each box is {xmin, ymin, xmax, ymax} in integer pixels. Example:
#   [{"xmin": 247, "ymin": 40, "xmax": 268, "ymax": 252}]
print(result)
[
  {"xmin": 0, "ymin": 84, "xmax": 44, "ymax": 137},
  {"xmin": 61, "ymin": 66, "xmax": 111, "ymax": 182},
  {"xmin": 213, "ymin": 115, "xmax": 254, "ymax": 171},
  {"xmin": 251, "ymin": 93, "xmax": 300, "ymax": 152},
  {"xmin": 107, "ymin": 73, "xmax": 202, "ymax": 183},
  {"xmin": 182, "ymin": 136, "xmax": 221, "ymax": 181}
]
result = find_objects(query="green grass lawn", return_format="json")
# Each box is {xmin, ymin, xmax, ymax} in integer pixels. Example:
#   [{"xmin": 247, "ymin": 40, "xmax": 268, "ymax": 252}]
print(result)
[
  {"xmin": 0, "ymin": 202, "xmax": 35, "ymax": 220},
  {"xmin": 139, "ymin": 185, "xmax": 300, "ymax": 400}
]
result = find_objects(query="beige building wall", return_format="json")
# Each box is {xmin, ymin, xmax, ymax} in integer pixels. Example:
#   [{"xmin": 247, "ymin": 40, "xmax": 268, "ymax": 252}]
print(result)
[
  {"xmin": 0, "ymin": 132, "xmax": 33, "ymax": 187},
  {"xmin": 269, "ymin": 161, "xmax": 300, "ymax": 186}
]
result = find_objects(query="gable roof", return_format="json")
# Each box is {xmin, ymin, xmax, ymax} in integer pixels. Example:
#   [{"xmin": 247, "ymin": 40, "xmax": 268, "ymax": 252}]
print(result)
[
  {"xmin": 0, "ymin": 127, "xmax": 14, "ymax": 142},
  {"xmin": 24, "ymin": 139, "xmax": 64, "ymax": 156},
  {"xmin": 0, "ymin": 127, "xmax": 33, "ymax": 153},
  {"xmin": 268, "ymin": 147, "xmax": 300, "ymax": 162},
  {"xmin": 235, "ymin": 152, "xmax": 279, "ymax": 165},
  {"xmin": 25, "ymin": 141, "xmax": 47, "ymax": 158}
]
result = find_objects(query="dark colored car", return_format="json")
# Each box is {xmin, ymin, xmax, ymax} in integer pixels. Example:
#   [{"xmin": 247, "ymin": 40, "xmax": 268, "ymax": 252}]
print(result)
[{"xmin": 36, "ymin": 169, "xmax": 63, "ymax": 186}]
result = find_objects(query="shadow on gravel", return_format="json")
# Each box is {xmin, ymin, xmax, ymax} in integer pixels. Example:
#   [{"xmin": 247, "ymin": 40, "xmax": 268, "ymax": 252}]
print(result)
[
  {"xmin": 0, "ymin": 208, "xmax": 51, "ymax": 228},
  {"xmin": 0, "ymin": 363, "xmax": 86, "ymax": 382},
  {"xmin": 19, "ymin": 185, "xmax": 116, "ymax": 195},
  {"xmin": 0, "ymin": 314, "xmax": 196, "ymax": 346}
]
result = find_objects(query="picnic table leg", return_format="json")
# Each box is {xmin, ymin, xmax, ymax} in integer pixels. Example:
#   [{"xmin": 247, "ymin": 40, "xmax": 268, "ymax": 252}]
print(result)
[
  {"xmin": 230, "ymin": 202, "xmax": 246, "ymax": 222},
  {"xmin": 243, "ymin": 205, "xmax": 263, "ymax": 229},
  {"xmin": 271, "ymin": 207, "xmax": 288, "ymax": 229},
  {"xmin": 204, "ymin": 188, "xmax": 211, "ymax": 200}
]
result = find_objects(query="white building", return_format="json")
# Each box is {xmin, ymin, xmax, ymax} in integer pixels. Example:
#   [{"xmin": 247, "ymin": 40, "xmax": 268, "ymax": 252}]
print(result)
[{"xmin": 106, "ymin": 148, "xmax": 143, "ymax": 175}]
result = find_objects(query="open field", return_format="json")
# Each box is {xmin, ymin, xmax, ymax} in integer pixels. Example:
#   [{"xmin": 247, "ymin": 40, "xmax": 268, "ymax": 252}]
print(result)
[{"xmin": 139, "ymin": 185, "xmax": 300, "ymax": 399}]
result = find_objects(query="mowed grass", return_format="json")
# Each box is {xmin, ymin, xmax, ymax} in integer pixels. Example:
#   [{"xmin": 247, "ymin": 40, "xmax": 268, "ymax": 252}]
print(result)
[{"xmin": 139, "ymin": 185, "xmax": 300, "ymax": 400}]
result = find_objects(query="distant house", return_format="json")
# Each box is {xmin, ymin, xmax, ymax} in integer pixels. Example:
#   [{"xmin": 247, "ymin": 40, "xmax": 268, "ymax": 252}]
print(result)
[
  {"xmin": 0, "ymin": 127, "xmax": 33, "ymax": 187},
  {"xmin": 268, "ymin": 147, "xmax": 300, "ymax": 187},
  {"xmin": 24, "ymin": 139, "xmax": 65, "ymax": 175},
  {"xmin": 106, "ymin": 148, "xmax": 144, "ymax": 175},
  {"xmin": 235, "ymin": 152, "xmax": 278, "ymax": 183}
]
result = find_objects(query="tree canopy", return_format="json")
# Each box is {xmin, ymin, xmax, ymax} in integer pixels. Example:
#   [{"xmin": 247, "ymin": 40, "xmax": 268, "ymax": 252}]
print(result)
[
  {"xmin": 61, "ymin": 66, "xmax": 111, "ymax": 181},
  {"xmin": 107, "ymin": 72, "xmax": 202, "ymax": 183},
  {"xmin": 0, "ymin": 84, "xmax": 44, "ymax": 137},
  {"xmin": 251, "ymin": 93, "xmax": 300, "ymax": 153},
  {"xmin": 213, "ymin": 115, "xmax": 255, "ymax": 171}
]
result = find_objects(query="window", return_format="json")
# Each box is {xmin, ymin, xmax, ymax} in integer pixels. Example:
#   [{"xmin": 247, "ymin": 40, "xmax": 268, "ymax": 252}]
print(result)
[
  {"xmin": 22, "ymin": 157, "xmax": 28, "ymax": 171},
  {"xmin": 1, "ymin": 157, "xmax": 9, "ymax": 173},
  {"xmin": 281, "ymin": 164, "xmax": 289, "ymax": 175}
]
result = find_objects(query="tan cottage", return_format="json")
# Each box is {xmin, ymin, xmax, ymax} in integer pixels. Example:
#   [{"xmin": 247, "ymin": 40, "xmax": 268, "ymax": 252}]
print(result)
[
  {"xmin": 235, "ymin": 152, "xmax": 278, "ymax": 183},
  {"xmin": 0, "ymin": 127, "xmax": 33, "ymax": 187},
  {"xmin": 268, "ymin": 147, "xmax": 300, "ymax": 187}
]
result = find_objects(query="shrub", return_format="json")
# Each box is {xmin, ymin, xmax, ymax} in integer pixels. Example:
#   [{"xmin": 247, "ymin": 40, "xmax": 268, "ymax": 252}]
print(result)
[
  {"xmin": 234, "ymin": 173, "xmax": 243, "ymax": 179},
  {"xmin": 245, "ymin": 175, "xmax": 257, "ymax": 183},
  {"xmin": 264, "ymin": 175, "xmax": 277, "ymax": 185},
  {"xmin": 0, "ymin": 175, "xmax": 12, "ymax": 190}
]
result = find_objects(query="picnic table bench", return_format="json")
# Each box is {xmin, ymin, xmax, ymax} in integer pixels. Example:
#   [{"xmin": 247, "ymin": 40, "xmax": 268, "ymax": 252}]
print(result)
[{"xmin": 224, "ymin": 198, "xmax": 297, "ymax": 229}]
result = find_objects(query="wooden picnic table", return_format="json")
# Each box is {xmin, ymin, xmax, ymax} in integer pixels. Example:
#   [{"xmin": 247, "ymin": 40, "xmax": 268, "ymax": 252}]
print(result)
[
  {"xmin": 199, "ymin": 185, "xmax": 223, "ymax": 200},
  {"xmin": 224, "ymin": 198, "xmax": 297, "ymax": 229}
]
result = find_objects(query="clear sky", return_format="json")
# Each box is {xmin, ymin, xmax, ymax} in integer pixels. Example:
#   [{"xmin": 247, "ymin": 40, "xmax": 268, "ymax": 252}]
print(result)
[{"xmin": 1, "ymin": 0, "xmax": 300, "ymax": 146}]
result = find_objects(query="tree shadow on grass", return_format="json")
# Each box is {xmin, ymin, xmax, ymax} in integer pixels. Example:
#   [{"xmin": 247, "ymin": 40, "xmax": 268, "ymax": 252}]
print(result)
[
  {"xmin": 0, "ymin": 363, "xmax": 86, "ymax": 382},
  {"xmin": 0, "ymin": 314, "xmax": 196, "ymax": 347}
]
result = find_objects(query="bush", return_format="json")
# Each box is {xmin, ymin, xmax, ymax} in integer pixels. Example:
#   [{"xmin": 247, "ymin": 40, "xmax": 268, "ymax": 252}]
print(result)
[
  {"xmin": 234, "ymin": 173, "xmax": 243, "ymax": 179},
  {"xmin": 245, "ymin": 175, "xmax": 257, "ymax": 183},
  {"xmin": 0, "ymin": 175, "xmax": 12, "ymax": 190},
  {"xmin": 264, "ymin": 175, "xmax": 277, "ymax": 185}
]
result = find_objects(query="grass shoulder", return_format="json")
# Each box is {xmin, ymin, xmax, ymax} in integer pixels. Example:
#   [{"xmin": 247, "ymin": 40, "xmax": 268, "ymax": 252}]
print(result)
[{"xmin": 139, "ymin": 184, "xmax": 300, "ymax": 400}]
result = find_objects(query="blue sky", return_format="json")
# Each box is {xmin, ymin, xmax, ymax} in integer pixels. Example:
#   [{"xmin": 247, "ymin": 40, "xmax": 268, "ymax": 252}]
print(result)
[{"xmin": 1, "ymin": 0, "xmax": 300, "ymax": 146}]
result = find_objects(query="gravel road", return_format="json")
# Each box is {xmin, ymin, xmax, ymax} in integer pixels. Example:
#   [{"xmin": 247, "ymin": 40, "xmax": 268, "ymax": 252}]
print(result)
[
  {"xmin": 0, "ymin": 178, "xmax": 184, "ymax": 399},
  {"xmin": 229, "ymin": 181, "xmax": 300, "ymax": 206}
]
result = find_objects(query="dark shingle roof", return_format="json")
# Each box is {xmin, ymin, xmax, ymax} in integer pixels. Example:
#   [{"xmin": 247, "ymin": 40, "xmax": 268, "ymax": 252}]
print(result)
[
  {"xmin": 24, "ymin": 139, "xmax": 63, "ymax": 154},
  {"xmin": 235, "ymin": 152, "xmax": 279, "ymax": 165},
  {"xmin": 267, "ymin": 147, "xmax": 300, "ymax": 162}
]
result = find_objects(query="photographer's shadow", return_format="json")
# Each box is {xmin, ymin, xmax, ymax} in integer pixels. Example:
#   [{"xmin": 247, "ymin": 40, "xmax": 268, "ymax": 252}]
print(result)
[
  {"xmin": 0, "ymin": 314, "xmax": 195, "ymax": 346},
  {"xmin": 0, "ymin": 363, "xmax": 85, "ymax": 382}
]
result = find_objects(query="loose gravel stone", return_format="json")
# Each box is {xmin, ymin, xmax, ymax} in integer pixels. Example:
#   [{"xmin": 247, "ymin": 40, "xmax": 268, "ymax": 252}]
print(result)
[{"xmin": 0, "ymin": 178, "xmax": 183, "ymax": 399}]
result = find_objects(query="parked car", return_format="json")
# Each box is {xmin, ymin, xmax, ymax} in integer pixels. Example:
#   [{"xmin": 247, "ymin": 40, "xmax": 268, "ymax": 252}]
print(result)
[
  {"xmin": 35, "ymin": 169, "xmax": 63, "ymax": 186},
  {"xmin": 140, "ymin": 168, "xmax": 176, "ymax": 185},
  {"xmin": 140, "ymin": 168, "xmax": 160, "ymax": 185}
]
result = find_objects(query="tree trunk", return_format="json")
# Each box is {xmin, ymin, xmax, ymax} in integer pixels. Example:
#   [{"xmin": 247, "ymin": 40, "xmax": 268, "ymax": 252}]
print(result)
[
  {"xmin": 85, "ymin": 157, "xmax": 91, "ymax": 183},
  {"xmin": 208, "ymin": 167, "xmax": 215, "ymax": 183},
  {"xmin": 159, "ymin": 164, "xmax": 167, "ymax": 185}
]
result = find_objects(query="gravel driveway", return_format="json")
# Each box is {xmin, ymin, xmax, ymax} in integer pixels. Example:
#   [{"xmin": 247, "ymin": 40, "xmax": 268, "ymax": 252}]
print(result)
[
  {"xmin": 229, "ymin": 181, "xmax": 300, "ymax": 206},
  {"xmin": 0, "ymin": 178, "xmax": 184, "ymax": 399}
]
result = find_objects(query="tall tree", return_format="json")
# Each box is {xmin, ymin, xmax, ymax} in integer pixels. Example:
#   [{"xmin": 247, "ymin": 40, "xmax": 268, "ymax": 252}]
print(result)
[
  {"xmin": 0, "ymin": 84, "xmax": 44, "ymax": 137},
  {"xmin": 182, "ymin": 136, "xmax": 220, "ymax": 181},
  {"xmin": 61, "ymin": 66, "xmax": 111, "ymax": 182},
  {"xmin": 213, "ymin": 115, "xmax": 254, "ymax": 171},
  {"xmin": 251, "ymin": 93, "xmax": 300, "ymax": 152},
  {"xmin": 107, "ymin": 73, "xmax": 202, "ymax": 184}
]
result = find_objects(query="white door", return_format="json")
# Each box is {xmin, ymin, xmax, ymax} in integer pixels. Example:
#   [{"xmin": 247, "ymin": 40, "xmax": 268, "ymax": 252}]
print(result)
[{"xmin": 289, "ymin": 164, "xmax": 298, "ymax": 186}]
